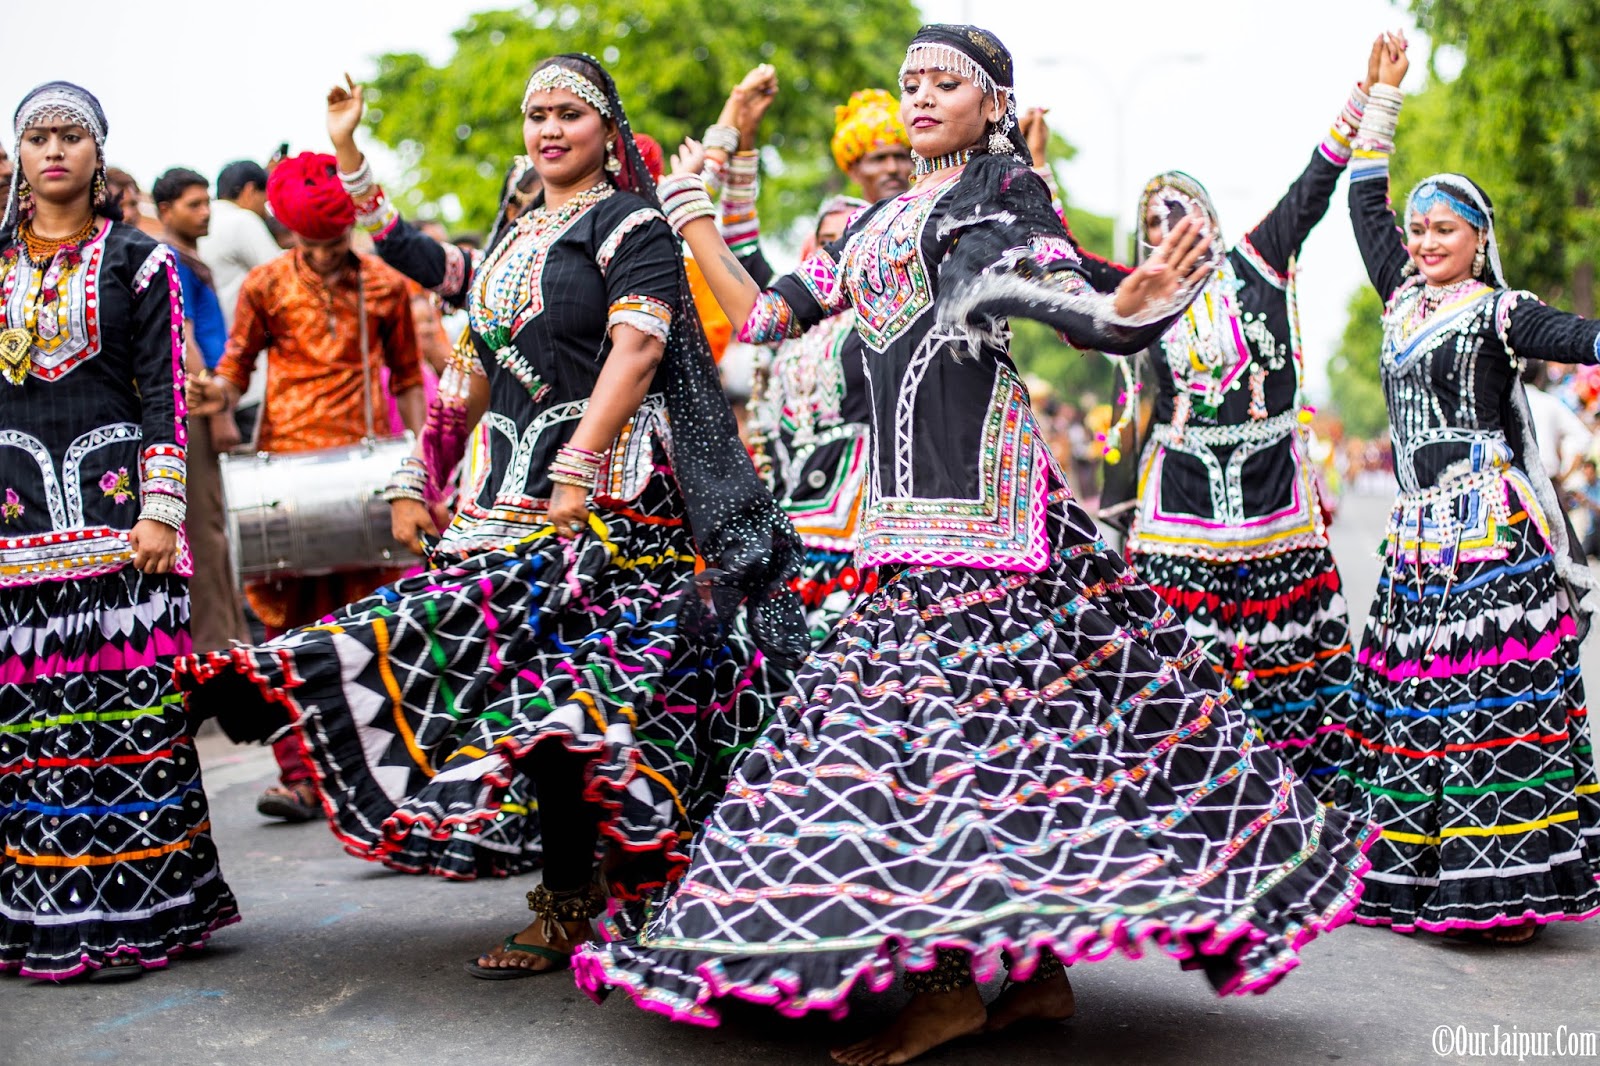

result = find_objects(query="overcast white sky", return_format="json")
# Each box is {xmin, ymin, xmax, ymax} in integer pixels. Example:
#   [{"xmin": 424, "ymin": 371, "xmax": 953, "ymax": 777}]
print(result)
[{"xmin": 0, "ymin": 0, "xmax": 1428, "ymax": 399}]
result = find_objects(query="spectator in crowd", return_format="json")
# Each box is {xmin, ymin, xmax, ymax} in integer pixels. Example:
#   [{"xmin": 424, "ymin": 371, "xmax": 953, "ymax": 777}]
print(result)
[
  {"xmin": 152, "ymin": 167, "xmax": 249, "ymax": 653},
  {"xmin": 1523, "ymin": 360, "xmax": 1592, "ymax": 482},
  {"xmin": 105, "ymin": 165, "xmax": 163, "ymax": 237},
  {"xmin": 188, "ymin": 152, "xmax": 424, "ymax": 823},
  {"xmin": 199, "ymin": 160, "xmax": 281, "ymax": 326}
]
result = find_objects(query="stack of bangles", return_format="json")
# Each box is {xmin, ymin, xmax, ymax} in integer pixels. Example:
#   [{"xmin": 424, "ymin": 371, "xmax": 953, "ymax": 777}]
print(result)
[
  {"xmin": 658, "ymin": 174, "xmax": 715, "ymax": 235},
  {"xmin": 548, "ymin": 443, "xmax": 606, "ymax": 491},
  {"xmin": 382, "ymin": 455, "xmax": 429, "ymax": 504},
  {"xmin": 701, "ymin": 124, "xmax": 740, "ymax": 155}
]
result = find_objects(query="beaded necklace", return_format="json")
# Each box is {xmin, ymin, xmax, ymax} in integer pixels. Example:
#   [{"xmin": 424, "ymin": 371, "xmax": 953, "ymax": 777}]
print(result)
[
  {"xmin": 20, "ymin": 215, "xmax": 98, "ymax": 263},
  {"xmin": 0, "ymin": 217, "xmax": 101, "ymax": 385},
  {"xmin": 475, "ymin": 179, "xmax": 614, "ymax": 396},
  {"xmin": 912, "ymin": 147, "xmax": 975, "ymax": 179},
  {"xmin": 1163, "ymin": 261, "xmax": 1251, "ymax": 424}
]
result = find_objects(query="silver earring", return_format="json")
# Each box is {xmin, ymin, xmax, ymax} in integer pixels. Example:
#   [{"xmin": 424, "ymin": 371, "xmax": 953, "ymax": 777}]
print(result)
[
  {"xmin": 987, "ymin": 125, "xmax": 1012, "ymax": 155},
  {"xmin": 1472, "ymin": 245, "xmax": 1487, "ymax": 278},
  {"xmin": 1402, "ymin": 259, "xmax": 1417, "ymax": 277},
  {"xmin": 604, "ymin": 141, "xmax": 622, "ymax": 174}
]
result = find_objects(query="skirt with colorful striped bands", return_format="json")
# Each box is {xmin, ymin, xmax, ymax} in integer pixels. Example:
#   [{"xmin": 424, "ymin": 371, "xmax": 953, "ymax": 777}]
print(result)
[
  {"xmin": 177, "ymin": 467, "xmax": 778, "ymax": 896},
  {"xmin": 1, "ymin": 570, "xmax": 238, "ymax": 981},
  {"xmin": 1129, "ymin": 546, "xmax": 1356, "ymax": 802},
  {"xmin": 1341, "ymin": 500, "xmax": 1600, "ymax": 931},
  {"xmin": 574, "ymin": 488, "xmax": 1376, "ymax": 1024}
]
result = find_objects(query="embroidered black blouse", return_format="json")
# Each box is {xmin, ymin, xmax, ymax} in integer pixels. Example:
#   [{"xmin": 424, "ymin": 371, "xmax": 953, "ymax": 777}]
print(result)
[{"xmin": 0, "ymin": 220, "xmax": 188, "ymax": 586}]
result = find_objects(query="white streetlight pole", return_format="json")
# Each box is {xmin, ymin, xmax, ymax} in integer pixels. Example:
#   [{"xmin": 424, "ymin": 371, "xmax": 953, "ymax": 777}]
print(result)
[{"xmin": 1032, "ymin": 52, "xmax": 1205, "ymax": 262}]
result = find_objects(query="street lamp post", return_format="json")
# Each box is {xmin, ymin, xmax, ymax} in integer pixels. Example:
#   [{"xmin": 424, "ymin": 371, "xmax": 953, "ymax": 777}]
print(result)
[{"xmin": 1032, "ymin": 52, "xmax": 1205, "ymax": 262}]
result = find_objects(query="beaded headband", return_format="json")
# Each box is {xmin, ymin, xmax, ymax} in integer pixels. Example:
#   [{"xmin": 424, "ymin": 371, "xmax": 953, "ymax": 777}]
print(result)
[
  {"xmin": 898, "ymin": 44, "xmax": 999, "ymax": 96},
  {"xmin": 522, "ymin": 66, "xmax": 612, "ymax": 117},
  {"xmin": 14, "ymin": 92, "xmax": 105, "ymax": 148},
  {"xmin": 1407, "ymin": 180, "xmax": 1487, "ymax": 230}
]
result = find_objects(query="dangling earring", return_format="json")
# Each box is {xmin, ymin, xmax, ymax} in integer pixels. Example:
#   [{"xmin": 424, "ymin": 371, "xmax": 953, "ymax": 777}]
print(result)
[
  {"xmin": 986, "ymin": 122, "xmax": 1012, "ymax": 155},
  {"xmin": 15, "ymin": 177, "xmax": 33, "ymax": 218},
  {"xmin": 1401, "ymin": 258, "xmax": 1416, "ymax": 277},
  {"xmin": 1472, "ymin": 243, "xmax": 1487, "ymax": 279},
  {"xmin": 92, "ymin": 170, "xmax": 108, "ymax": 208},
  {"xmin": 604, "ymin": 140, "xmax": 622, "ymax": 175}
]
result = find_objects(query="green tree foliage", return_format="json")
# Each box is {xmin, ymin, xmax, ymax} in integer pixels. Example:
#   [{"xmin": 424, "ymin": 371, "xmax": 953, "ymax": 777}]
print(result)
[
  {"xmin": 1405, "ymin": 0, "xmax": 1600, "ymax": 313},
  {"xmin": 1328, "ymin": 285, "xmax": 1391, "ymax": 439},
  {"xmin": 363, "ymin": 0, "xmax": 921, "ymax": 232}
]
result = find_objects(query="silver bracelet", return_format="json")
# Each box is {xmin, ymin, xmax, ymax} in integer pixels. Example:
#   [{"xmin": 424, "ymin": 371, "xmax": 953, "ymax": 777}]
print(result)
[
  {"xmin": 703, "ymin": 124, "xmax": 740, "ymax": 155},
  {"xmin": 139, "ymin": 493, "xmax": 187, "ymax": 530}
]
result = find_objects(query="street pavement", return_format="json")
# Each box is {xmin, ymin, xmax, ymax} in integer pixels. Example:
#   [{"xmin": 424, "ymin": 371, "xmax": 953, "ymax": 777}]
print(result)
[{"xmin": 4, "ymin": 492, "xmax": 1598, "ymax": 1066}]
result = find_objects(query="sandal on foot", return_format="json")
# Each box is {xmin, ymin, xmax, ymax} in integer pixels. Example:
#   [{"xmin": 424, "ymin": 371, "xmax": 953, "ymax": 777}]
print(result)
[
  {"xmin": 462, "ymin": 935, "xmax": 572, "ymax": 980},
  {"xmin": 87, "ymin": 958, "xmax": 144, "ymax": 983},
  {"xmin": 462, "ymin": 883, "xmax": 605, "ymax": 981},
  {"xmin": 256, "ymin": 782, "xmax": 318, "ymax": 822}
]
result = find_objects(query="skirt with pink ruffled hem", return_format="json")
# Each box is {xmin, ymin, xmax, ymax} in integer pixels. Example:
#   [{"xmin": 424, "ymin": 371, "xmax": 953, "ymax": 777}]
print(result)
[{"xmin": 574, "ymin": 487, "xmax": 1377, "ymax": 1024}]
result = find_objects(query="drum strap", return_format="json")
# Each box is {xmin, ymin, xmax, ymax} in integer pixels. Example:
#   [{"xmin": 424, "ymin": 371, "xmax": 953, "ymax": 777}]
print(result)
[{"xmin": 357, "ymin": 265, "xmax": 375, "ymax": 443}]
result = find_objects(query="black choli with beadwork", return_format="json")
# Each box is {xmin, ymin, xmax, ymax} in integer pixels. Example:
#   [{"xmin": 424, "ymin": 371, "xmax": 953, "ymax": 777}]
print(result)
[
  {"xmin": 373, "ymin": 188, "xmax": 677, "ymax": 516},
  {"xmin": 1075, "ymin": 147, "xmax": 1342, "ymax": 538},
  {"xmin": 1350, "ymin": 165, "xmax": 1600, "ymax": 494},
  {"xmin": 0, "ymin": 219, "xmax": 187, "ymax": 586}
]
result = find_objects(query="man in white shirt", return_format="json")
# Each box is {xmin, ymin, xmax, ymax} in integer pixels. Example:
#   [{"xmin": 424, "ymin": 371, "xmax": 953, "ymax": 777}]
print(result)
[
  {"xmin": 200, "ymin": 160, "xmax": 282, "ymax": 325},
  {"xmin": 200, "ymin": 160, "xmax": 283, "ymax": 442}
]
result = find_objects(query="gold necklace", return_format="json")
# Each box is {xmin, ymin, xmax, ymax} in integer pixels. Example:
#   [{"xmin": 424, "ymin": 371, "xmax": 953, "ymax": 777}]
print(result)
[
  {"xmin": 0, "ymin": 217, "xmax": 99, "ymax": 385},
  {"xmin": 20, "ymin": 216, "xmax": 97, "ymax": 264}
]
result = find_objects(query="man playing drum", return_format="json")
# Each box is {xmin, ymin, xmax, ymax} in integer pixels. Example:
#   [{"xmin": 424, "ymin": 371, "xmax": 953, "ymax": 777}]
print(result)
[{"xmin": 189, "ymin": 152, "xmax": 424, "ymax": 822}]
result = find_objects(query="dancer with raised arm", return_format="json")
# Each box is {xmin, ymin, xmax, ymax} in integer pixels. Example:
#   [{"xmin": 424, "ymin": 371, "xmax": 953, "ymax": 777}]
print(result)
[
  {"xmin": 1342, "ymin": 34, "xmax": 1600, "ymax": 944},
  {"xmin": 1053, "ymin": 42, "xmax": 1386, "ymax": 801},
  {"xmin": 179, "ymin": 56, "xmax": 804, "ymax": 977},
  {"xmin": 702, "ymin": 66, "xmax": 906, "ymax": 638},
  {"xmin": 577, "ymin": 25, "xmax": 1376, "ymax": 1065}
]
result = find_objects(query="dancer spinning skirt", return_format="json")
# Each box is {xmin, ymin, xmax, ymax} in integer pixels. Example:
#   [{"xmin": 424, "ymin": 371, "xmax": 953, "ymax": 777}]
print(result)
[
  {"xmin": 0, "ymin": 82, "xmax": 237, "ymax": 981},
  {"xmin": 582, "ymin": 25, "xmax": 1376, "ymax": 1061},
  {"xmin": 1342, "ymin": 49, "xmax": 1600, "ymax": 942},
  {"xmin": 700, "ymin": 74, "xmax": 900, "ymax": 639},
  {"xmin": 1067, "ymin": 58, "xmax": 1383, "ymax": 801},
  {"xmin": 180, "ymin": 55, "xmax": 804, "ymax": 975}
]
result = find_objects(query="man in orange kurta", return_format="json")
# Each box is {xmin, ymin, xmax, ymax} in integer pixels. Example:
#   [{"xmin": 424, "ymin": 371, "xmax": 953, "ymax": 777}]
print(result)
[{"xmin": 204, "ymin": 153, "xmax": 425, "ymax": 820}]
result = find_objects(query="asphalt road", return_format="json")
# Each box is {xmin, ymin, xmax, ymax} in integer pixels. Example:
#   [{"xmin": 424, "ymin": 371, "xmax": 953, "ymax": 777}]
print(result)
[{"xmin": 4, "ymin": 492, "xmax": 1598, "ymax": 1066}]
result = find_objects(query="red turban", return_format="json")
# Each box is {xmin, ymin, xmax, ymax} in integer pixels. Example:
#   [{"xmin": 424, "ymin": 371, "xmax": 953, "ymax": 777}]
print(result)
[
  {"xmin": 267, "ymin": 152, "xmax": 355, "ymax": 241},
  {"xmin": 633, "ymin": 134, "xmax": 663, "ymax": 183}
]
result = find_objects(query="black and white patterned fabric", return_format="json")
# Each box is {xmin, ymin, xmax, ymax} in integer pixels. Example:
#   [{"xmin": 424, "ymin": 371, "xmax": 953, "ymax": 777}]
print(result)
[
  {"xmin": 1, "ymin": 571, "xmax": 237, "ymax": 979},
  {"xmin": 575, "ymin": 488, "xmax": 1376, "ymax": 1021}
]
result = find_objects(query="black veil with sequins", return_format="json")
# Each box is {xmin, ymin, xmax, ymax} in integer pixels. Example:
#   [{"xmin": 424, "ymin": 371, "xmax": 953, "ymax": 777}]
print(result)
[{"xmin": 545, "ymin": 54, "xmax": 807, "ymax": 667}]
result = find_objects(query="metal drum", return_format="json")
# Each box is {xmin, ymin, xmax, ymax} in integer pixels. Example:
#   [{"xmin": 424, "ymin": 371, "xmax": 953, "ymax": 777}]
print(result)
[{"xmin": 221, "ymin": 436, "xmax": 422, "ymax": 579}]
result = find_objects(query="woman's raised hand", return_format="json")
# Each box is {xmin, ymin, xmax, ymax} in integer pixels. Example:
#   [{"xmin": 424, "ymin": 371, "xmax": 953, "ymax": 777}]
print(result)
[
  {"xmin": 669, "ymin": 137, "xmax": 708, "ymax": 180},
  {"xmin": 732, "ymin": 64, "xmax": 779, "ymax": 143},
  {"xmin": 1363, "ymin": 34, "xmax": 1385, "ymax": 91},
  {"xmin": 326, "ymin": 73, "xmax": 365, "ymax": 149},
  {"xmin": 1377, "ymin": 31, "xmax": 1409, "ymax": 88},
  {"xmin": 1112, "ymin": 214, "xmax": 1213, "ymax": 319},
  {"xmin": 1020, "ymin": 107, "xmax": 1051, "ymax": 166}
]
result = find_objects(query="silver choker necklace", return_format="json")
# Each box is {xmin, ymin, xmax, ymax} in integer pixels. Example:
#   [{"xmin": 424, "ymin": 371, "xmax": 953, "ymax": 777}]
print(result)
[{"xmin": 913, "ymin": 148, "xmax": 975, "ymax": 178}]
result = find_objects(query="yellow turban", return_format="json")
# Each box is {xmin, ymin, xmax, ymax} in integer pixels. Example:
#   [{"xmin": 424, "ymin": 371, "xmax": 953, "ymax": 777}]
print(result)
[{"xmin": 830, "ymin": 89, "xmax": 908, "ymax": 174}]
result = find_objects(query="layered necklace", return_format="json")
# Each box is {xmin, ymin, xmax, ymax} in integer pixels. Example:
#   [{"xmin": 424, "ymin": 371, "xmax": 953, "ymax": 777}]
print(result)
[
  {"xmin": 0, "ymin": 215, "xmax": 101, "ymax": 385},
  {"xmin": 473, "ymin": 179, "xmax": 614, "ymax": 397},
  {"xmin": 1163, "ymin": 261, "xmax": 1251, "ymax": 425}
]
